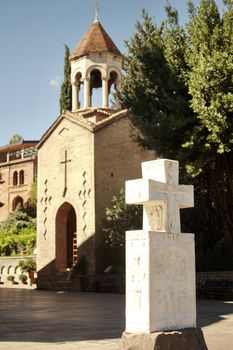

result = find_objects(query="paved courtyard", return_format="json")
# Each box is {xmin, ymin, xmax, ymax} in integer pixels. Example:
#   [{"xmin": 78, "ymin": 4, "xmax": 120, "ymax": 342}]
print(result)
[{"xmin": 0, "ymin": 287, "xmax": 233, "ymax": 349}]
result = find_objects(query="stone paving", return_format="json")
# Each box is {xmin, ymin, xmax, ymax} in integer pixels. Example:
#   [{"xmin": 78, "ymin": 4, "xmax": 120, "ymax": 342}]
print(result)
[{"xmin": 0, "ymin": 287, "xmax": 233, "ymax": 349}]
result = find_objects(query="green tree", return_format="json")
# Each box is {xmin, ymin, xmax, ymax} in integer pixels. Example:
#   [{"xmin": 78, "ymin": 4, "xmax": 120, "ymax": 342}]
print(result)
[
  {"xmin": 15, "ymin": 226, "xmax": 36, "ymax": 255},
  {"xmin": 59, "ymin": 44, "xmax": 72, "ymax": 113},
  {"xmin": 29, "ymin": 181, "xmax": 37, "ymax": 205},
  {"xmin": 0, "ymin": 209, "xmax": 36, "ymax": 256},
  {"xmin": 184, "ymin": 0, "xmax": 233, "ymax": 241},
  {"xmin": 23, "ymin": 180, "xmax": 37, "ymax": 218},
  {"xmin": 0, "ymin": 229, "xmax": 17, "ymax": 256},
  {"xmin": 102, "ymin": 189, "xmax": 142, "ymax": 270},
  {"xmin": 121, "ymin": 1, "xmax": 233, "ymax": 249},
  {"xmin": 2, "ymin": 209, "xmax": 32, "ymax": 233},
  {"xmin": 121, "ymin": 9, "xmax": 191, "ymax": 160},
  {"xmin": 9, "ymin": 134, "xmax": 23, "ymax": 144},
  {"xmin": 103, "ymin": 189, "xmax": 142, "ymax": 248}
]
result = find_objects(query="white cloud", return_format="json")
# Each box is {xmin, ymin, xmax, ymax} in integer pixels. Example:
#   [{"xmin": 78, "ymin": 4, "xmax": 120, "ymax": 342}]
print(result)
[{"xmin": 49, "ymin": 76, "xmax": 60, "ymax": 87}]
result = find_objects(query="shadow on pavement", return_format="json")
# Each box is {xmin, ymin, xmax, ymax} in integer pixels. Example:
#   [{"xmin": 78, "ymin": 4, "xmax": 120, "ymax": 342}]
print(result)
[{"xmin": 197, "ymin": 298, "xmax": 233, "ymax": 328}]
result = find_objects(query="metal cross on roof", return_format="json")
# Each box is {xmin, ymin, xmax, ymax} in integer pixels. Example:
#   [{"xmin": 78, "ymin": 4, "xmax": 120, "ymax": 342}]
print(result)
[{"xmin": 93, "ymin": 3, "xmax": 100, "ymax": 21}]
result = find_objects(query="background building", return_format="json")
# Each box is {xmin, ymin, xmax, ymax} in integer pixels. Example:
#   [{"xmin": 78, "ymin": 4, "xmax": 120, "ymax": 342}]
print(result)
[{"xmin": 0, "ymin": 140, "xmax": 38, "ymax": 222}]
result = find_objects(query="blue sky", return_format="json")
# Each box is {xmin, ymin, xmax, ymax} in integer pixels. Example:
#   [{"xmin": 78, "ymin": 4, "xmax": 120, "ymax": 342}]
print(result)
[{"xmin": 0, "ymin": 0, "xmax": 225, "ymax": 146}]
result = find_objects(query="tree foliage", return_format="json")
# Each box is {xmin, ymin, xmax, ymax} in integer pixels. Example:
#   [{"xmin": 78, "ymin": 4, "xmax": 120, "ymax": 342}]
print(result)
[
  {"xmin": 197, "ymin": 238, "xmax": 233, "ymax": 271},
  {"xmin": 29, "ymin": 180, "xmax": 37, "ymax": 205},
  {"xmin": 18, "ymin": 257, "xmax": 36, "ymax": 273},
  {"xmin": 121, "ymin": 1, "xmax": 233, "ymax": 252},
  {"xmin": 121, "ymin": 8, "xmax": 191, "ymax": 160},
  {"xmin": 103, "ymin": 189, "xmax": 142, "ymax": 248},
  {"xmin": 59, "ymin": 44, "xmax": 72, "ymax": 113},
  {"xmin": 9, "ymin": 134, "xmax": 23, "ymax": 144},
  {"xmin": 0, "ymin": 209, "xmax": 36, "ymax": 256},
  {"xmin": 2, "ymin": 210, "xmax": 33, "ymax": 233},
  {"xmin": 23, "ymin": 181, "xmax": 37, "ymax": 218}
]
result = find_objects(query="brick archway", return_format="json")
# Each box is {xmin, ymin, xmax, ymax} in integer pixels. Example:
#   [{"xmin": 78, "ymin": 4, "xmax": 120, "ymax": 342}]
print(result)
[{"xmin": 55, "ymin": 202, "xmax": 77, "ymax": 272}]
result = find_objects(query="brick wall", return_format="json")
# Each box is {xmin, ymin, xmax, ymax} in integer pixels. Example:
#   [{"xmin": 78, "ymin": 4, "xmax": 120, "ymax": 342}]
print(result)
[
  {"xmin": 94, "ymin": 116, "xmax": 154, "ymax": 272},
  {"xmin": 37, "ymin": 117, "xmax": 96, "ymax": 282}
]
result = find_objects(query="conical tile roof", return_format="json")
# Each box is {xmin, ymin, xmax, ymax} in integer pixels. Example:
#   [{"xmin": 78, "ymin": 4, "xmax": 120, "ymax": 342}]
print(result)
[{"xmin": 70, "ymin": 20, "xmax": 122, "ymax": 61}]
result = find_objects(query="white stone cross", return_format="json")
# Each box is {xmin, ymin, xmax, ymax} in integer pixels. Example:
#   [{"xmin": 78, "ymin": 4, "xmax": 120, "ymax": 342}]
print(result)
[{"xmin": 125, "ymin": 159, "xmax": 194, "ymax": 234}]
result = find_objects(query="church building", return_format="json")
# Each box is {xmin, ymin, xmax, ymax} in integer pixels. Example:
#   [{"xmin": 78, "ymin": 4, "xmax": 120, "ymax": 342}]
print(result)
[{"xmin": 36, "ymin": 14, "xmax": 154, "ymax": 289}]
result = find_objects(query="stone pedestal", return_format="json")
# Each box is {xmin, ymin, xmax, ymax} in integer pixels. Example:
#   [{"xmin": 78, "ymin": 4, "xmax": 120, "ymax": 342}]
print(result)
[
  {"xmin": 122, "ymin": 328, "xmax": 208, "ymax": 350},
  {"xmin": 125, "ymin": 231, "xmax": 196, "ymax": 333},
  {"xmin": 123, "ymin": 159, "xmax": 208, "ymax": 349}
]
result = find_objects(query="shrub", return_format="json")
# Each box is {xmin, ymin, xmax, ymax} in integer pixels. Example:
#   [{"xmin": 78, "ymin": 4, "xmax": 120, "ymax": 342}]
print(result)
[
  {"xmin": 15, "ymin": 226, "xmax": 36, "ymax": 255},
  {"xmin": 103, "ymin": 188, "xmax": 142, "ymax": 248},
  {"xmin": 19, "ymin": 257, "xmax": 36, "ymax": 273},
  {"xmin": 19, "ymin": 274, "xmax": 28, "ymax": 283},
  {"xmin": 7, "ymin": 275, "xmax": 15, "ymax": 282},
  {"xmin": 0, "ymin": 209, "xmax": 36, "ymax": 256},
  {"xmin": 69, "ymin": 255, "xmax": 88, "ymax": 280},
  {"xmin": 2, "ymin": 209, "xmax": 32, "ymax": 233}
]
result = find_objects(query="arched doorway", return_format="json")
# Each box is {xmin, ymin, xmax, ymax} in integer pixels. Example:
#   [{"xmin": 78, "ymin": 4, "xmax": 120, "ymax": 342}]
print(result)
[
  {"xmin": 12, "ymin": 196, "xmax": 23, "ymax": 210},
  {"xmin": 55, "ymin": 202, "xmax": 77, "ymax": 272}
]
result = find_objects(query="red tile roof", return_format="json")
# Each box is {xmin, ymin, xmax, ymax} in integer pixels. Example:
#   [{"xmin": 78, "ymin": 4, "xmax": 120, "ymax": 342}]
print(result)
[
  {"xmin": 0, "ymin": 141, "xmax": 39, "ymax": 154},
  {"xmin": 70, "ymin": 20, "xmax": 122, "ymax": 61}
]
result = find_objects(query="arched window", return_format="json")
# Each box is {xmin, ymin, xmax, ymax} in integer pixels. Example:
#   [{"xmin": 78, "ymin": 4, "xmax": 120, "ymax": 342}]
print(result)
[
  {"xmin": 13, "ymin": 171, "xmax": 18, "ymax": 186},
  {"xmin": 12, "ymin": 196, "xmax": 23, "ymax": 211},
  {"xmin": 19, "ymin": 170, "xmax": 24, "ymax": 185}
]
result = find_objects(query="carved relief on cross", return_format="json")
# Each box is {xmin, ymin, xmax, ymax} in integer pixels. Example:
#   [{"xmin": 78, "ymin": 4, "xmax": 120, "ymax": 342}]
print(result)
[{"xmin": 125, "ymin": 159, "xmax": 194, "ymax": 234}]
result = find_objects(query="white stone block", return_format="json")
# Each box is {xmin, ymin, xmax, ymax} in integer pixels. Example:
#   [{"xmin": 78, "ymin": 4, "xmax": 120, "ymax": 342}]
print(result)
[
  {"xmin": 142, "ymin": 159, "xmax": 179, "ymax": 184},
  {"xmin": 125, "ymin": 230, "xmax": 196, "ymax": 333}
]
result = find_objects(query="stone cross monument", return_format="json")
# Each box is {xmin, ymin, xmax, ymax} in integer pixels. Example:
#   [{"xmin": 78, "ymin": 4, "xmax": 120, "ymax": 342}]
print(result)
[{"xmin": 122, "ymin": 159, "xmax": 207, "ymax": 349}]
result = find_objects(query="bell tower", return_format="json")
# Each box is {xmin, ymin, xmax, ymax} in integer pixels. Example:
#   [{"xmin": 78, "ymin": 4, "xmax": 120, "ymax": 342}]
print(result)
[{"xmin": 69, "ymin": 11, "xmax": 123, "ymax": 111}]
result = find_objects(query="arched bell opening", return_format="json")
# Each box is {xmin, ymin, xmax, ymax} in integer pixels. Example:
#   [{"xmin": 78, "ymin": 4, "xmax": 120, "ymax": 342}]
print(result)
[
  {"xmin": 72, "ymin": 66, "xmax": 122, "ymax": 109},
  {"xmin": 72, "ymin": 72, "xmax": 83, "ymax": 110},
  {"xmin": 90, "ymin": 69, "xmax": 103, "ymax": 108},
  {"xmin": 108, "ymin": 71, "xmax": 121, "ymax": 109},
  {"xmin": 55, "ymin": 202, "xmax": 77, "ymax": 272}
]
